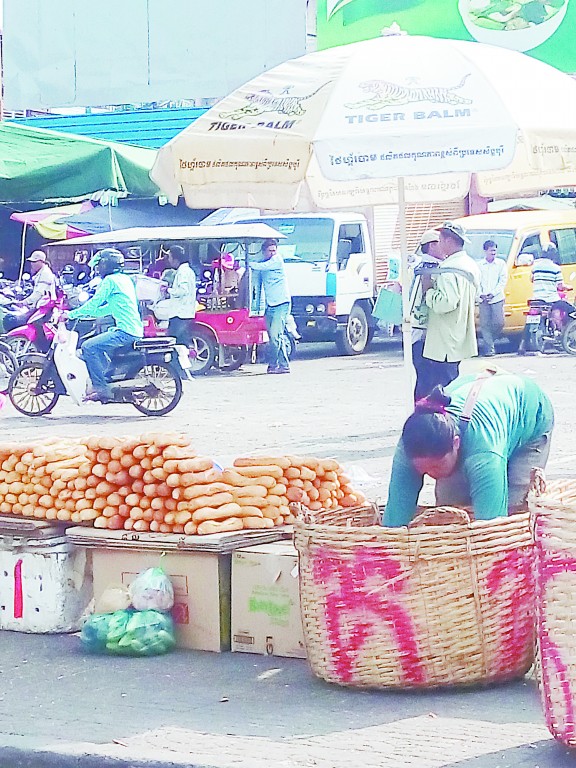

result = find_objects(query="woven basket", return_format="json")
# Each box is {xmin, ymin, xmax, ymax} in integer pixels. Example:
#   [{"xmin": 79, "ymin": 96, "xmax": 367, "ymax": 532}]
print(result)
[
  {"xmin": 530, "ymin": 480, "xmax": 576, "ymax": 746},
  {"xmin": 293, "ymin": 503, "xmax": 535, "ymax": 689}
]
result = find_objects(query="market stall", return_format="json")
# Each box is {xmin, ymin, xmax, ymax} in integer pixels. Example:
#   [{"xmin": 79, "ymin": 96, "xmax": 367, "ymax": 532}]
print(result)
[{"xmin": 0, "ymin": 432, "xmax": 365, "ymax": 654}]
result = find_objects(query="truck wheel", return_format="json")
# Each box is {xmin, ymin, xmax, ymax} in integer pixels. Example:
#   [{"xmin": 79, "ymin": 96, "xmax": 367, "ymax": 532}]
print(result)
[{"xmin": 336, "ymin": 305, "xmax": 369, "ymax": 355}]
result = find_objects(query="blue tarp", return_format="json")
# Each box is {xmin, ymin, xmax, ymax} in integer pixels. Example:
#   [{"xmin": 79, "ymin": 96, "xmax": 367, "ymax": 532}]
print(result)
[{"xmin": 65, "ymin": 199, "xmax": 213, "ymax": 234}]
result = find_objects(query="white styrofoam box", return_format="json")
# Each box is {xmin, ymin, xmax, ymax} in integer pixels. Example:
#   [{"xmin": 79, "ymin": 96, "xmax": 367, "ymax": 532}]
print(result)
[{"xmin": 0, "ymin": 536, "xmax": 92, "ymax": 633}]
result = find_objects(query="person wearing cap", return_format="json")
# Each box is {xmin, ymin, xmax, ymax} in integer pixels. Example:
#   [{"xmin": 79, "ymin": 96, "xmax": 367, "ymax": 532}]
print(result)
[
  {"xmin": 68, "ymin": 248, "xmax": 143, "ymax": 402},
  {"xmin": 249, "ymin": 239, "xmax": 291, "ymax": 374},
  {"xmin": 409, "ymin": 229, "xmax": 443, "ymax": 400},
  {"xmin": 420, "ymin": 221, "xmax": 480, "ymax": 390},
  {"xmin": 221, "ymin": 252, "xmax": 240, "ymax": 293},
  {"xmin": 478, "ymin": 240, "xmax": 508, "ymax": 357},
  {"xmin": 152, "ymin": 245, "xmax": 197, "ymax": 346},
  {"xmin": 24, "ymin": 250, "xmax": 57, "ymax": 307}
]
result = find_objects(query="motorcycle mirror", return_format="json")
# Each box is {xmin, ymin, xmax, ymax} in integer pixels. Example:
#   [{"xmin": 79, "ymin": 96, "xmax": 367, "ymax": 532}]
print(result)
[
  {"xmin": 22, "ymin": 273, "xmax": 31, "ymax": 281},
  {"xmin": 78, "ymin": 291, "xmax": 90, "ymax": 303}
]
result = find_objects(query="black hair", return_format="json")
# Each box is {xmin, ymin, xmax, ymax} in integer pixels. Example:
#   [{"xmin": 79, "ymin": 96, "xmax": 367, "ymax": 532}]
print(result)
[
  {"xmin": 543, "ymin": 243, "xmax": 560, "ymax": 265},
  {"xmin": 483, "ymin": 240, "xmax": 497, "ymax": 251},
  {"xmin": 402, "ymin": 387, "xmax": 458, "ymax": 458},
  {"xmin": 421, "ymin": 241, "xmax": 435, "ymax": 256},
  {"xmin": 169, "ymin": 245, "xmax": 188, "ymax": 265}
]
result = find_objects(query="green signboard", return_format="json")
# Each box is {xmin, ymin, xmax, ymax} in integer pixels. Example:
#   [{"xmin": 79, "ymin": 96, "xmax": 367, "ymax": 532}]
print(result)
[{"xmin": 318, "ymin": 0, "xmax": 576, "ymax": 73}]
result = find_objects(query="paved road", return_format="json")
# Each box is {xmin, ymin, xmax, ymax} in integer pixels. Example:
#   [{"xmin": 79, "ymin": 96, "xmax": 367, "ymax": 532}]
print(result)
[{"xmin": 2, "ymin": 342, "xmax": 576, "ymax": 767}]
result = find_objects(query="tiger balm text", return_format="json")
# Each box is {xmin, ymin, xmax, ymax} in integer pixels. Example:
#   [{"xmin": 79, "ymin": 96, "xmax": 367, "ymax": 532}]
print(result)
[{"xmin": 345, "ymin": 108, "xmax": 471, "ymax": 124}]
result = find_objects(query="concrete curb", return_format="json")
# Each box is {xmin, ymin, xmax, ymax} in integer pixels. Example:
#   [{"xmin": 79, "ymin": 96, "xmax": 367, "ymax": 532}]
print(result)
[{"xmin": 0, "ymin": 744, "xmax": 234, "ymax": 768}]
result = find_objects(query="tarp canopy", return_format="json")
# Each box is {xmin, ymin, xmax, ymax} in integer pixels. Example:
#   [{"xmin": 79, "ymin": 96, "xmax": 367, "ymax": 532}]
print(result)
[
  {"xmin": 63, "ymin": 199, "xmax": 214, "ymax": 235},
  {"xmin": 0, "ymin": 122, "xmax": 159, "ymax": 203},
  {"xmin": 10, "ymin": 201, "xmax": 94, "ymax": 239}
]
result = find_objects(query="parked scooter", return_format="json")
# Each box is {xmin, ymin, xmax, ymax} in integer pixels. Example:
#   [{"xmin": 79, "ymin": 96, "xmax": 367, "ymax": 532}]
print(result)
[
  {"xmin": 521, "ymin": 293, "xmax": 576, "ymax": 355},
  {"xmin": 9, "ymin": 317, "xmax": 188, "ymax": 417},
  {"xmin": 1, "ymin": 297, "xmax": 62, "ymax": 357}
]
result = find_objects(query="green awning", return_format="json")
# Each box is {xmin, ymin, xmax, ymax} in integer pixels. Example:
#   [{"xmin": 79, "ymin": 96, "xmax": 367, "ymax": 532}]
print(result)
[{"xmin": 0, "ymin": 121, "xmax": 159, "ymax": 203}]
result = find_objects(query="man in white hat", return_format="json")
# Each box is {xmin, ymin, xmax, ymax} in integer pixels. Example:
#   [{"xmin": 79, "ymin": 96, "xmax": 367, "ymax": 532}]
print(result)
[
  {"xmin": 24, "ymin": 250, "xmax": 57, "ymax": 308},
  {"xmin": 420, "ymin": 221, "xmax": 480, "ymax": 392}
]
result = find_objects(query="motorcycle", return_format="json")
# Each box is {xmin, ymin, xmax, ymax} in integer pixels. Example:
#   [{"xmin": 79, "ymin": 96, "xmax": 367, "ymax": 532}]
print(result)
[
  {"xmin": 0, "ymin": 341, "xmax": 17, "ymax": 394},
  {"xmin": 1, "ymin": 297, "xmax": 62, "ymax": 358},
  {"xmin": 522, "ymin": 294, "xmax": 576, "ymax": 355},
  {"xmin": 8, "ymin": 316, "xmax": 189, "ymax": 417}
]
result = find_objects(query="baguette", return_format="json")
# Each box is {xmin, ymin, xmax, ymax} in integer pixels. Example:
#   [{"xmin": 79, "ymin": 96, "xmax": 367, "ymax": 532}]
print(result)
[
  {"xmin": 186, "ymin": 491, "xmax": 234, "ymax": 509},
  {"xmin": 197, "ymin": 517, "xmax": 243, "ymax": 535},
  {"xmin": 231, "ymin": 465, "xmax": 284, "ymax": 480},
  {"xmin": 242, "ymin": 516, "xmax": 274, "ymax": 529},
  {"xmin": 222, "ymin": 470, "xmax": 276, "ymax": 489},
  {"xmin": 234, "ymin": 456, "xmax": 291, "ymax": 469}
]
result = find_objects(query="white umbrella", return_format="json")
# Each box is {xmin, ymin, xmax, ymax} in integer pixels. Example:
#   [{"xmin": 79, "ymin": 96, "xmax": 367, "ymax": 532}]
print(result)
[{"xmin": 151, "ymin": 35, "xmax": 576, "ymax": 401}]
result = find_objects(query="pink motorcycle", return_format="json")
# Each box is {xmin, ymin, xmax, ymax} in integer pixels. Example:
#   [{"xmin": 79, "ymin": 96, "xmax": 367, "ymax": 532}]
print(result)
[{"xmin": 1, "ymin": 297, "xmax": 62, "ymax": 358}]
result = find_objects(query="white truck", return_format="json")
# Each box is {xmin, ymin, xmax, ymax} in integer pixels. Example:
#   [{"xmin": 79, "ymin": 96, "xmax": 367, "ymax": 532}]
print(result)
[{"xmin": 204, "ymin": 203, "xmax": 467, "ymax": 355}]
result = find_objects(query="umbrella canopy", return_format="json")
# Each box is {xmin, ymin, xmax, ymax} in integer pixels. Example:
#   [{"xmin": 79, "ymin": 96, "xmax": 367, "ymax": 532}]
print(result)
[
  {"xmin": 151, "ymin": 35, "xmax": 576, "ymax": 408},
  {"xmin": 151, "ymin": 35, "xmax": 576, "ymax": 210},
  {"xmin": 0, "ymin": 122, "xmax": 159, "ymax": 203}
]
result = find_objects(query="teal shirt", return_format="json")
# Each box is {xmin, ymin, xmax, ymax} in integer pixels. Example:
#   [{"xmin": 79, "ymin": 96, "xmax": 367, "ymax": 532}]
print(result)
[
  {"xmin": 384, "ymin": 374, "xmax": 554, "ymax": 526},
  {"xmin": 69, "ymin": 274, "xmax": 143, "ymax": 338}
]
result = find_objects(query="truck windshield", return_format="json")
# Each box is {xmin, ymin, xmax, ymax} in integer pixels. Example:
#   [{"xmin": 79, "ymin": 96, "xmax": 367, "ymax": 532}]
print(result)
[
  {"xmin": 244, "ymin": 218, "xmax": 334, "ymax": 263},
  {"xmin": 465, "ymin": 230, "xmax": 515, "ymax": 262}
]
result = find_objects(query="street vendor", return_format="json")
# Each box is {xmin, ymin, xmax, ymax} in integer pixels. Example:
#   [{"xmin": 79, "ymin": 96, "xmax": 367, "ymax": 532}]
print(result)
[{"xmin": 384, "ymin": 371, "xmax": 554, "ymax": 527}]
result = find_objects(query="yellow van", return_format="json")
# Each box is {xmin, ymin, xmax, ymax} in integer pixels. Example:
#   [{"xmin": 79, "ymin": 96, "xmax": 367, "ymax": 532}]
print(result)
[{"xmin": 453, "ymin": 210, "xmax": 576, "ymax": 334}]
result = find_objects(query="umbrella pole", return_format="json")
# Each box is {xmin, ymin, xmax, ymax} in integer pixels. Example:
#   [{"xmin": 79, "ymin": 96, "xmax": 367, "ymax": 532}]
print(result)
[
  {"xmin": 398, "ymin": 178, "xmax": 414, "ymax": 413},
  {"xmin": 18, "ymin": 222, "xmax": 28, "ymax": 282}
]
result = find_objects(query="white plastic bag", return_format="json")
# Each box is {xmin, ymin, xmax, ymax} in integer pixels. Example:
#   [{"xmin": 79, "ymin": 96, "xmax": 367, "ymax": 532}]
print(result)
[{"xmin": 129, "ymin": 567, "xmax": 174, "ymax": 612}]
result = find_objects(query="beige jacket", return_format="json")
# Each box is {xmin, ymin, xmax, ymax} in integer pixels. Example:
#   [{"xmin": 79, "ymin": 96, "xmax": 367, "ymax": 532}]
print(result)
[{"xmin": 423, "ymin": 250, "xmax": 480, "ymax": 363}]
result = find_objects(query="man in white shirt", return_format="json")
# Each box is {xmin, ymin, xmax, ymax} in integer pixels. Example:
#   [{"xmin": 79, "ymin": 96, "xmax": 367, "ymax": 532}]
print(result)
[
  {"xmin": 478, "ymin": 240, "xmax": 508, "ymax": 357},
  {"xmin": 24, "ymin": 251, "xmax": 57, "ymax": 307}
]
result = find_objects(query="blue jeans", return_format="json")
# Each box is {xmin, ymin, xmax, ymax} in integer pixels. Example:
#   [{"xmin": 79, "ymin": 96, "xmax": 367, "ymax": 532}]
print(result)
[
  {"xmin": 81, "ymin": 328, "xmax": 140, "ymax": 397},
  {"xmin": 265, "ymin": 302, "xmax": 290, "ymax": 370}
]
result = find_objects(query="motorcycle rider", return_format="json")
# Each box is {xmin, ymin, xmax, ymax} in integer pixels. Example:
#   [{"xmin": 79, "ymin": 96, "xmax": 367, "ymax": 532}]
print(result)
[
  {"xmin": 67, "ymin": 249, "xmax": 143, "ymax": 402},
  {"xmin": 24, "ymin": 251, "xmax": 57, "ymax": 308}
]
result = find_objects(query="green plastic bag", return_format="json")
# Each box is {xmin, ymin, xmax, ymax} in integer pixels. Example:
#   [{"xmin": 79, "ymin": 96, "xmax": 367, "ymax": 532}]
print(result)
[
  {"xmin": 373, "ymin": 287, "xmax": 402, "ymax": 324},
  {"xmin": 81, "ymin": 609, "xmax": 175, "ymax": 657}
]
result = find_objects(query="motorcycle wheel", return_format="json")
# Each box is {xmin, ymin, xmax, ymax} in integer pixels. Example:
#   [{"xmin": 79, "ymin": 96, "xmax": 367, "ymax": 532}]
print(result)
[
  {"xmin": 131, "ymin": 362, "xmax": 183, "ymax": 416},
  {"xmin": 9, "ymin": 362, "xmax": 59, "ymax": 416},
  {"xmin": 524, "ymin": 322, "xmax": 544, "ymax": 354},
  {"xmin": 0, "ymin": 341, "xmax": 17, "ymax": 394},
  {"xmin": 188, "ymin": 328, "xmax": 217, "ymax": 375},
  {"xmin": 562, "ymin": 318, "xmax": 576, "ymax": 355},
  {"xmin": 219, "ymin": 346, "xmax": 248, "ymax": 372},
  {"xmin": 3, "ymin": 335, "xmax": 37, "ymax": 359}
]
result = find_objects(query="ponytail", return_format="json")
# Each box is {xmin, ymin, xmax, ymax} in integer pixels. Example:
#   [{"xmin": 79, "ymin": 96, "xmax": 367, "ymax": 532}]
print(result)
[{"xmin": 402, "ymin": 387, "xmax": 457, "ymax": 458}]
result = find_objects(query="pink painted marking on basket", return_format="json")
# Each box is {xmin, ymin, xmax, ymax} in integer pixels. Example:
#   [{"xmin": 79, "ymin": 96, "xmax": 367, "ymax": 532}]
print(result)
[
  {"xmin": 13, "ymin": 559, "xmax": 23, "ymax": 619},
  {"xmin": 313, "ymin": 546, "xmax": 424, "ymax": 685},
  {"xmin": 536, "ymin": 540, "xmax": 576, "ymax": 743},
  {"xmin": 486, "ymin": 549, "xmax": 534, "ymax": 675}
]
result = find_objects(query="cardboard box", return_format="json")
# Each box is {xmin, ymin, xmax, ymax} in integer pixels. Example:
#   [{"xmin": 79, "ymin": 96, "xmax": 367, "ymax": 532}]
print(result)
[
  {"xmin": 67, "ymin": 527, "xmax": 287, "ymax": 652},
  {"xmin": 231, "ymin": 541, "xmax": 306, "ymax": 658},
  {"xmin": 91, "ymin": 548, "xmax": 231, "ymax": 652}
]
